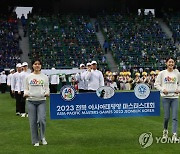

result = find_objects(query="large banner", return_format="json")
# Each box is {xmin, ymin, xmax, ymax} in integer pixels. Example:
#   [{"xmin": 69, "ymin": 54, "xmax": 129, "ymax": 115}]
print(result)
[{"xmin": 50, "ymin": 85, "xmax": 160, "ymax": 119}]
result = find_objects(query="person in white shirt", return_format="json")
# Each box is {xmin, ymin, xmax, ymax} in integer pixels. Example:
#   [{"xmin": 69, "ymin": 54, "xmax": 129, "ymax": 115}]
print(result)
[
  {"xmin": 0, "ymin": 71, "xmax": 7, "ymax": 93},
  {"xmin": 81, "ymin": 62, "xmax": 92, "ymax": 92},
  {"xmin": 60, "ymin": 74, "xmax": 67, "ymax": 87},
  {"xmin": 24, "ymin": 59, "xmax": 49, "ymax": 147},
  {"xmin": 11, "ymin": 63, "xmax": 22, "ymax": 115},
  {"xmin": 75, "ymin": 63, "xmax": 86, "ymax": 93},
  {"xmin": 7, "ymin": 69, "xmax": 15, "ymax": 98},
  {"xmin": 19, "ymin": 62, "xmax": 30, "ymax": 117},
  {"xmin": 49, "ymin": 68, "xmax": 59, "ymax": 93},
  {"xmin": 85, "ymin": 61, "xmax": 104, "ymax": 92},
  {"xmin": 154, "ymin": 57, "xmax": 180, "ymax": 142}
]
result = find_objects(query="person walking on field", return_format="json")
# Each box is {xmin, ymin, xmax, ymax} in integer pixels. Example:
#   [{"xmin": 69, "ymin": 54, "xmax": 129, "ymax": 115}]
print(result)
[
  {"xmin": 24, "ymin": 59, "xmax": 49, "ymax": 147},
  {"xmin": 154, "ymin": 57, "xmax": 180, "ymax": 142}
]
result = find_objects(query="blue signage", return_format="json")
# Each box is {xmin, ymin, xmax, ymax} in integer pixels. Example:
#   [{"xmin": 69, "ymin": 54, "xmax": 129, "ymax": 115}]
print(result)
[{"xmin": 50, "ymin": 91, "xmax": 160, "ymax": 119}]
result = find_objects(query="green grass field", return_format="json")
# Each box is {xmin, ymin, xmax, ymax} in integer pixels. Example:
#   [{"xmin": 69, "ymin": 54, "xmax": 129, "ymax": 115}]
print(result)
[{"xmin": 0, "ymin": 93, "xmax": 180, "ymax": 154}]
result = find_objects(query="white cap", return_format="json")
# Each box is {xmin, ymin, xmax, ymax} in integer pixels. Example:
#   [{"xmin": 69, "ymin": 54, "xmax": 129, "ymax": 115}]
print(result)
[
  {"xmin": 86, "ymin": 62, "xmax": 91, "ymax": 66},
  {"xmin": 16, "ymin": 63, "xmax": 22, "ymax": 68},
  {"xmin": 22, "ymin": 62, "xmax": 28, "ymax": 67},
  {"xmin": 2, "ymin": 71, "xmax": 5, "ymax": 73},
  {"xmin": 91, "ymin": 61, "xmax": 97, "ymax": 65},
  {"xmin": 112, "ymin": 72, "xmax": 117, "ymax": 75},
  {"xmin": 51, "ymin": 67, "xmax": 55, "ymax": 70},
  {"xmin": 10, "ymin": 69, "xmax": 14, "ymax": 72},
  {"xmin": 80, "ymin": 64, "xmax": 85, "ymax": 67}
]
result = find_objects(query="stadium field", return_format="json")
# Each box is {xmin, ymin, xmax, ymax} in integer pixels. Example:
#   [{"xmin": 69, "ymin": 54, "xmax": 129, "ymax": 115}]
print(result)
[{"xmin": 0, "ymin": 93, "xmax": 180, "ymax": 154}]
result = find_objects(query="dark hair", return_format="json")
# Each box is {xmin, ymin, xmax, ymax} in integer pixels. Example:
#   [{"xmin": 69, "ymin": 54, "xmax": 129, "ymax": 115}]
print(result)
[
  {"xmin": 165, "ymin": 57, "xmax": 175, "ymax": 63},
  {"xmin": 31, "ymin": 59, "xmax": 42, "ymax": 72}
]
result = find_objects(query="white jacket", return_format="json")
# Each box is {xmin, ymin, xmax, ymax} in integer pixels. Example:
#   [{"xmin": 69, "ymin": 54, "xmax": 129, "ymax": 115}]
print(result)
[{"xmin": 85, "ymin": 69, "xmax": 104, "ymax": 91}]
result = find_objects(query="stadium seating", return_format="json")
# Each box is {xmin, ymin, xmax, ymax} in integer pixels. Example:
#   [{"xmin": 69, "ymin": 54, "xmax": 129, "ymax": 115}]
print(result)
[
  {"xmin": 28, "ymin": 14, "xmax": 108, "ymax": 72},
  {"xmin": 98, "ymin": 12, "xmax": 179, "ymax": 71},
  {"xmin": 164, "ymin": 12, "xmax": 180, "ymax": 45},
  {"xmin": 0, "ymin": 14, "xmax": 21, "ymax": 70}
]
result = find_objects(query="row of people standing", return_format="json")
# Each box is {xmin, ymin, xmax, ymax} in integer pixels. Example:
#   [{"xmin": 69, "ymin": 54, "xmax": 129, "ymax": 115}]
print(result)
[
  {"xmin": 73, "ymin": 60, "xmax": 104, "ymax": 92},
  {"xmin": 104, "ymin": 71, "xmax": 159, "ymax": 91},
  {"xmin": 10, "ymin": 62, "xmax": 30, "ymax": 117}
]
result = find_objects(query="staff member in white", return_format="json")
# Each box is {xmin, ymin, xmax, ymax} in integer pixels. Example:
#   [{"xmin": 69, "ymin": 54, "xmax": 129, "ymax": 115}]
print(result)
[
  {"xmin": 82, "ymin": 62, "xmax": 92, "ymax": 92},
  {"xmin": 24, "ymin": 59, "xmax": 49, "ymax": 147},
  {"xmin": 19, "ymin": 62, "xmax": 30, "ymax": 117},
  {"xmin": 7, "ymin": 69, "xmax": 15, "ymax": 98},
  {"xmin": 75, "ymin": 63, "xmax": 86, "ymax": 93},
  {"xmin": 49, "ymin": 68, "xmax": 59, "ymax": 93},
  {"xmin": 85, "ymin": 61, "xmax": 104, "ymax": 92},
  {"xmin": 0, "ymin": 71, "xmax": 7, "ymax": 93},
  {"xmin": 11, "ymin": 63, "xmax": 22, "ymax": 115},
  {"xmin": 154, "ymin": 57, "xmax": 180, "ymax": 142}
]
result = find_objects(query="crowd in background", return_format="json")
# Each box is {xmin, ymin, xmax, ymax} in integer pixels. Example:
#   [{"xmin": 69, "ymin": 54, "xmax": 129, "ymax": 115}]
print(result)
[{"xmin": 0, "ymin": 14, "xmax": 22, "ymax": 70}]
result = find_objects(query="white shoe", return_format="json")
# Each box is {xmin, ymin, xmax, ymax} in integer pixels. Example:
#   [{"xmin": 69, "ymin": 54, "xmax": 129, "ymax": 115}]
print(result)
[
  {"xmin": 162, "ymin": 129, "xmax": 168, "ymax": 139},
  {"xmin": 16, "ymin": 112, "xmax": 20, "ymax": 116},
  {"xmin": 34, "ymin": 143, "xmax": 39, "ymax": 147},
  {"xmin": 21, "ymin": 113, "xmax": 26, "ymax": 117},
  {"xmin": 42, "ymin": 138, "xmax": 47, "ymax": 145},
  {"xmin": 172, "ymin": 133, "xmax": 179, "ymax": 143}
]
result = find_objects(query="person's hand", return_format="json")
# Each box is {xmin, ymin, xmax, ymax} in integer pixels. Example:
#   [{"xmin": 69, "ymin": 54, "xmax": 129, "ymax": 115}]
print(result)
[
  {"xmin": 175, "ymin": 89, "xmax": 180, "ymax": 94},
  {"xmin": 163, "ymin": 89, "xmax": 168, "ymax": 95},
  {"xmin": 44, "ymin": 94, "xmax": 49, "ymax": 97},
  {"xmin": 88, "ymin": 68, "xmax": 91, "ymax": 72},
  {"xmin": 23, "ymin": 94, "xmax": 29, "ymax": 98},
  {"xmin": 18, "ymin": 91, "xmax": 21, "ymax": 95},
  {"xmin": 12, "ymin": 90, "xmax": 15, "ymax": 94}
]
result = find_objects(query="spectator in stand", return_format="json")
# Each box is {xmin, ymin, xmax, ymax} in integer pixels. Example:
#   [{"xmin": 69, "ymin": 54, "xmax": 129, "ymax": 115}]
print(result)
[
  {"xmin": 103, "ymin": 40, "xmax": 109, "ymax": 54},
  {"xmin": 95, "ymin": 20, "xmax": 99, "ymax": 32}
]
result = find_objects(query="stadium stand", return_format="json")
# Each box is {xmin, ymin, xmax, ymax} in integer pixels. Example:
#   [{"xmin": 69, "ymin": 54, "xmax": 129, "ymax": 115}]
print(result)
[
  {"xmin": 28, "ymin": 13, "xmax": 108, "ymax": 72},
  {"xmin": 165, "ymin": 12, "xmax": 180, "ymax": 43},
  {"xmin": 0, "ymin": 14, "xmax": 21, "ymax": 70},
  {"xmin": 98, "ymin": 12, "xmax": 180, "ymax": 71}
]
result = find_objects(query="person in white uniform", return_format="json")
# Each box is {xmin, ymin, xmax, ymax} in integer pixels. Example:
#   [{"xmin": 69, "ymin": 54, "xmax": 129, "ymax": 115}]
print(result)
[
  {"xmin": 75, "ymin": 64, "xmax": 86, "ymax": 93},
  {"xmin": 19, "ymin": 62, "xmax": 30, "ymax": 117},
  {"xmin": 85, "ymin": 61, "xmax": 104, "ymax": 92},
  {"xmin": 11, "ymin": 63, "xmax": 22, "ymax": 115},
  {"xmin": 7, "ymin": 69, "xmax": 15, "ymax": 98},
  {"xmin": 81, "ymin": 62, "xmax": 92, "ymax": 92},
  {"xmin": 0, "ymin": 71, "xmax": 7, "ymax": 93},
  {"xmin": 49, "ymin": 68, "xmax": 59, "ymax": 93}
]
